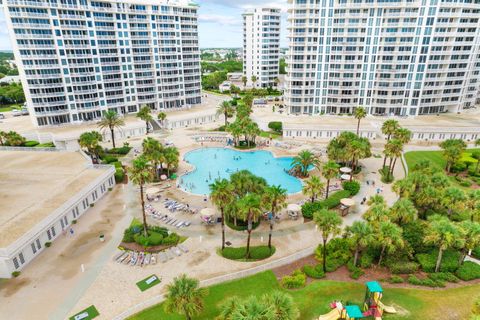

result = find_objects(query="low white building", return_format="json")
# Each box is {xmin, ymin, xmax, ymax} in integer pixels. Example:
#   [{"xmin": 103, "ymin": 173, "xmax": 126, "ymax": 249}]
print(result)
[
  {"xmin": 219, "ymin": 81, "xmax": 233, "ymax": 93},
  {"xmin": 0, "ymin": 75, "xmax": 21, "ymax": 84},
  {"xmin": 0, "ymin": 150, "xmax": 115, "ymax": 278}
]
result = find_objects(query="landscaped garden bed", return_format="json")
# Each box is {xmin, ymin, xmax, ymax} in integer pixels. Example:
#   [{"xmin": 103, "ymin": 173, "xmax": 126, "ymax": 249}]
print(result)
[{"xmin": 219, "ymin": 245, "xmax": 275, "ymax": 262}]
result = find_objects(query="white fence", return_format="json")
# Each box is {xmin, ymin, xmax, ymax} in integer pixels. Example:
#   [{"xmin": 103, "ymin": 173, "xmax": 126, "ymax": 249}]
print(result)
[
  {"xmin": 113, "ymin": 245, "xmax": 316, "ymax": 320},
  {"xmin": 0, "ymin": 146, "xmax": 58, "ymax": 152}
]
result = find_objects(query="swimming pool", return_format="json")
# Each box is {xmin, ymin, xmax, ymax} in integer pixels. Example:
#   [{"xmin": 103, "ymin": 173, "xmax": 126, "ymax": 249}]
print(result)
[{"xmin": 179, "ymin": 148, "xmax": 303, "ymax": 195}]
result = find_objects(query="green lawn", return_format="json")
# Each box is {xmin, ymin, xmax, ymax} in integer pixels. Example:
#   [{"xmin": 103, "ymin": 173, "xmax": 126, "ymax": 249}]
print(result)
[
  {"xmin": 136, "ymin": 274, "xmax": 161, "ymax": 292},
  {"xmin": 0, "ymin": 104, "xmax": 21, "ymax": 112},
  {"xmin": 404, "ymin": 149, "xmax": 480, "ymax": 172},
  {"xmin": 259, "ymin": 130, "xmax": 282, "ymax": 140},
  {"xmin": 69, "ymin": 305, "xmax": 99, "ymax": 320},
  {"xmin": 128, "ymin": 271, "xmax": 480, "ymax": 320}
]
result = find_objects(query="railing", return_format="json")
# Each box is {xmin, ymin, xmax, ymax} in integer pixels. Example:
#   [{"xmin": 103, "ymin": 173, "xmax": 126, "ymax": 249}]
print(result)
[
  {"xmin": 112, "ymin": 245, "xmax": 316, "ymax": 320},
  {"xmin": 0, "ymin": 146, "xmax": 58, "ymax": 152}
]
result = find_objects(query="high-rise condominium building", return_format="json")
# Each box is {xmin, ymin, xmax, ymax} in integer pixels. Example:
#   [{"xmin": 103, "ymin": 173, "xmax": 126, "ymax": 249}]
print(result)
[
  {"xmin": 1, "ymin": 0, "xmax": 201, "ymax": 126},
  {"xmin": 285, "ymin": 0, "xmax": 480, "ymax": 116},
  {"xmin": 243, "ymin": 8, "xmax": 281, "ymax": 88}
]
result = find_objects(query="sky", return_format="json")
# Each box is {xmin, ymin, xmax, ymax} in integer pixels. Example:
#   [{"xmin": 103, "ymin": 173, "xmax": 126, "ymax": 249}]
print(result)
[{"xmin": 0, "ymin": 0, "xmax": 288, "ymax": 51}]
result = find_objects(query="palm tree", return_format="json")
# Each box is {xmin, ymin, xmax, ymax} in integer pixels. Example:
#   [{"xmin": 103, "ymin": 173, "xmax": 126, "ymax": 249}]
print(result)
[
  {"xmin": 157, "ymin": 112, "xmax": 167, "ymax": 127},
  {"xmin": 394, "ymin": 127, "xmax": 412, "ymax": 145},
  {"xmin": 218, "ymin": 296, "xmax": 242, "ymax": 320},
  {"xmin": 381, "ymin": 120, "xmax": 400, "ymax": 167},
  {"xmin": 217, "ymin": 100, "xmax": 235, "ymax": 127},
  {"xmin": 97, "ymin": 110, "xmax": 124, "ymax": 148},
  {"xmin": 164, "ymin": 274, "xmax": 207, "ymax": 320},
  {"xmin": 241, "ymin": 75, "xmax": 248, "ymax": 88},
  {"xmin": 465, "ymin": 190, "xmax": 480, "ymax": 222},
  {"xmin": 142, "ymin": 137, "xmax": 164, "ymax": 179},
  {"xmin": 263, "ymin": 291, "xmax": 300, "ymax": 320},
  {"xmin": 440, "ymin": 139, "xmax": 467, "ymax": 173},
  {"xmin": 322, "ymin": 161, "xmax": 339, "ymax": 199},
  {"xmin": 346, "ymin": 139, "xmax": 363, "ymax": 181},
  {"xmin": 441, "ymin": 187, "xmax": 466, "ymax": 217},
  {"xmin": 137, "ymin": 105, "xmax": 153, "ymax": 134},
  {"xmin": 314, "ymin": 209, "xmax": 342, "ymax": 273},
  {"xmin": 0, "ymin": 130, "xmax": 7, "ymax": 146},
  {"xmin": 458, "ymin": 220, "xmax": 480, "ymax": 265},
  {"xmin": 291, "ymin": 150, "xmax": 319, "ymax": 177},
  {"xmin": 78, "ymin": 131, "xmax": 102, "ymax": 163},
  {"xmin": 128, "ymin": 155, "xmax": 153, "ymax": 236},
  {"xmin": 385, "ymin": 139, "xmax": 404, "ymax": 176},
  {"xmin": 376, "ymin": 221, "xmax": 404, "ymax": 266},
  {"xmin": 264, "ymin": 185, "xmax": 287, "ymax": 249},
  {"xmin": 251, "ymin": 75, "xmax": 258, "ymax": 88},
  {"xmin": 210, "ymin": 179, "xmax": 235, "ymax": 250},
  {"xmin": 345, "ymin": 221, "xmax": 374, "ymax": 267},
  {"xmin": 389, "ymin": 198, "xmax": 418, "ymax": 225},
  {"xmin": 4, "ymin": 130, "xmax": 26, "ymax": 146},
  {"xmin": 303, "ymin": 176, "xmax": 325, "ymax": 203},
  {"xmin": 231, "ymin": 296, "xmax": 274, "ymax": 320},
  {"xmin": 424, "ymin": 215, "xmax": 464, "ymax": 272},
  {"xmin": 164, "ymin": 146, "xmax": 179, "ymax": 177},
  {"xmin": 237, "ymin": 194, "xmax": 263, "ymax": 258},
  {"xmin": 364, "ymin": 203, "xmax": 390, "ymax": 226},
  {"xmin": 354, "ymin": 106, "xmax": 367, "ymax": 135}
]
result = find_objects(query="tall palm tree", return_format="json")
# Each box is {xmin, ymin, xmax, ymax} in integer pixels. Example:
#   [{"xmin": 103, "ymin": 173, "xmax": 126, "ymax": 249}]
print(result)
[
  {"xmin": 243, "ymin": 93, "xmax": 254, "ymax": 109},
  {"xmin": 237, "ymin": 194, "xmax": 263, "ymax": 259},
  {"xmin": 322, "ymin": 161, "xmax": 339, "ymax": 199},
  {"xmin": 97, "ymin": 110, "xmax": 124, "ymax": 148},
  {"xmin": 128, "ymin": 155, "xmax": 153, "ymax": 236},
  {"xmin": 376, "ymin": 221, "xmax": 404, "ymax": 266},
  {"xmin": 424, "ymin": 215, "xmax": 464, "ymax": 272},
  {"xmin": 458, "ymin": 220, "xmax": 480, "ymax": 265},
  {"xmin": 291, "ymin": 150, "xmax": 319, "ymax": 177},
  {"xmin": 262, "ymin": 291, "xmax": 300, "ymax": 320},
  {"xmin": 389, "ymin": 198, "xmax": 418, "ymax": 225},
  {"xmin": 251, "ymin": 75, "xmax": 258, "ymax": 88},
  {"xmin": 386, "ymin": 139, "xmax": 404, "ymax": 176},
  {"xmin": 210, "ymin": 179, "xmax": 235, "ymax": 250},
  {"xmin": 381, "ymin": 120, "xmax": 400, "ymax": 168},
  {"xmin": 314, "ymin": 209, "xmax": 342, "ymax": 273},
  {"xmin": 465, "ymin": 190, "xmax": 480, "ymax": 222},
  {"xmin": 78, "ymin": 131, "xmax": 103, "ymax": 163},
  {"xmin": 394, "ymin": 127, "xmax": 412, "ymax": 145},
  {"xmin": 164, "ymin": 146, "xmax": 179, "ymax": 177},
  {"xmin": 164, "ymin": 274, "xmax": 207, "ymax": 320},
  {"xmin": 137, "ymin": 105, "xmax": 153, "ymax": 134},
  {"xmin": 303, "ymin": 176, "xmax": 325, "ymax": 203},
  {"xmin": 345, "ymin": 221, "xmax": 374, "ymax": 267},
  {"xmin": 440, "ymin": 139, "xmax": 467, "ymax": 173},
  {"xmin": 241, "ymin": 75, "xmax": 248, "ymax": 88},
  {"xmin": 217, "ymin": 100, "xmax": 235, "ymax": 127},
  {"xmin": 218, "ymin": 296, "xmax": 242, "ymax": 320},
  {"xmin": 441, "ymin": 187, "xmax": 466, "ymax": 217},
  {"xmin": 354, "ymin": 106, "xmax": 367, "ymax": 135},
  {"xmin": 364, "ymin": 203, "xmax": 390, "ymax": 226},
  {"xmin": 142, "ymin": 137, "xmax": 164, "ymax": 179},
  {"xmin": 346, "ymin": 139, "xmax": 363, "ymax": 181},
  {"xmin": 157, "ymin": 112, "xmax": 167, "ymax": 127},
  {"xmin": 264, "ymin": 185, "xmax": 287, "ymax": 249}
]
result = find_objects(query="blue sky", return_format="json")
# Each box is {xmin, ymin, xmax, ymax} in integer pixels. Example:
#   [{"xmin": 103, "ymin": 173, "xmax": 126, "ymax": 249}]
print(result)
[{"xmin": 0, "ymin": 0, "xmax": 288, "ymax": 50}]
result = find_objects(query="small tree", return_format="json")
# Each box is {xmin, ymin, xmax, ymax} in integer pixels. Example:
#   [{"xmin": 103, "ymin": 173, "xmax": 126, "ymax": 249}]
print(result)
[
  {"xmin": 216, "ymin": 100, "xmax": 235, "ymax": 127},
  {"xmin": 381, "ymin": 120, "xmax": 400, "ymax": 167},
  {"xmin": 291, "ymin": 150, "xmax": 319, "ymax": 177},
  {"xmin": 164, "ymin": 275, "xmax": 207, "ymax": 320},
  {"xmin": 210, "ymin": 179, "xmax": 235, "ymax": 250},
  {"xmin": 251, "ymin": 75, "xmax": 258, "ymax": 88},
  {"xmin": 345, "ymin": 221, "xmax": 374, "ymax": 267},
  {"xmin": 322, "ymin": 161, "xmax": 339, "ymax": 199},
  {"xmin": 264, "ymin": 185, "xmax": 287, "ymax": 249},
  {"xmin": 314, "ymin": 209, "xmax": 342, "ymax": 273},
  {"xmin": 389, "ymin": 198, "xmax": 418, "ymax": 225},
  {"xmin": 157, "ymin": 112, "xmax": 167, "ymax": 127},
  {"xmin": 241, "ymin": 75, "xmax": 247, "ymax": 88},
  {"xmin": 376, "ymin": 221, "xmax": 404, "ymax": 266},
  {"xmin": 303, "ymin": 176, "xmax": 325, "ymax": 203},
  {"xmin": 137, "ymin": 105, "xmax": 153, "ymax": 134},
  {"xmin": 98, "ymin": 110, "xmax": 124, "ymax": 148},
  {"xmin": 458, "ymin": 221, "xmax": 480, "ymax": 265},
  {"xmin": 440, "ymin": 139, "xmax": 467, "ymax": 173},
  {"xmin": 128, "ymin": 155, "xmax": 153, "ymax": 236},
  {"xmin": 237, "ymin": 194, "xmax": 263, "ymax": 259},
  {"xmin": 78, "ymin": 131, "xmax": 102, "ymax": 163},
  {"xmin": 354, "ymin": 106, "xmax": 367, "ymax": 135}
]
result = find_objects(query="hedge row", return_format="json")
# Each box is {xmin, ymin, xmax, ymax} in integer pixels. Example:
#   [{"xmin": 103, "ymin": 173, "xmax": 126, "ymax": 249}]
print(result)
[
  {"xmin": 456, "ymin": 262, "xmax": 480, "ymax": 281},
  {"xmin": 416, "ymin": 250, "xmax": 461, "ymax": 273},
  {"xmin": 302, "ymin": 190, "xmax": 352, "ymax": 219},
  {"xmin": 302, "ymin": 264, "xmax": 325, "ymax": 279},
  {"xmin": 221, "ymin": 246, "xmax": 275, "ymax": 261}
]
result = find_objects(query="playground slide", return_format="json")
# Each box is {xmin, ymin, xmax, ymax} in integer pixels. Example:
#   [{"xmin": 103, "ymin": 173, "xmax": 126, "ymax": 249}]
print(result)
[
  {"xmin": 378, "ymin": 301, "xmax": 397, "ymax": 314},
  {"xmin": 317, "ymin": 309, "xmax": 340, "ymax": 320}
]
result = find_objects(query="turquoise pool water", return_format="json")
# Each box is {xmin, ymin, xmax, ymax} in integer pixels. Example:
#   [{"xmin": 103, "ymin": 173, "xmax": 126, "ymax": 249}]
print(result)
[{"xmin": 179, "ymin": 148, "xmax": 302, "ymax": 195}]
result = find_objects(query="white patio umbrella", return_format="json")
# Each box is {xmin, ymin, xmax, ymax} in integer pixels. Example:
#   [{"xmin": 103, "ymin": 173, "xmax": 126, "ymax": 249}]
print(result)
[
  {"xmin": 200, "ymin": 208, "xmax": 215, "ymax": 218},
  {"xmin": 340, "ymin": 174, "xmax": 351, "ymax": 180},
  {"xmin": 340, "ymin": 198, "xmax": 355, "ymax": 207},
  {"xmin": 340, "ymin": 167, "xmax": 352, "ymax": 173},
  {"xmin": 146, "ymin": 187, "xmax": 161, "ymax": 195},
  {"xmin": 160, "ymin": 174, "xmax": 168, "ymax": 181},
  {"xmin": 287, "ymin": 203, "xmax": 302, "ymax": 212}
]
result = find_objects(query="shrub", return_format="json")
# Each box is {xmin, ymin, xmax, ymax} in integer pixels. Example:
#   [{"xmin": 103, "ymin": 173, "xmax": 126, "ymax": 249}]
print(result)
[
  {"xmin": 350, "ymin": 268, "xmax": 364, "ymax": 280},
  {"xmin": 342, "ymin": 181, "xmax": 360, "ymax": 195},
  {"xmin": 407, "ymin": 275, "xmax": 445, "ymax": 287},
  {"xmin": 315, "ymin": 238, "xmax": 351, "ymax": 272},
  {"xmin": 11, "ymin": 271, "xmax": 21, "ymax": 278},
  {"xmin": 456, "ymin": 262, "xmax": 480, "ymax": 281},
  {"xmin": 379, "ymin": 167, "xmax": 394, "ymax": 183},
  {"xmin": 24, "ymin": 140, "xmax": 39, "ymax": 147},
  {"xmin": 301, "ymin": 202, "xmax": 323, "ymax": 219},
  {"xmin": 221, "ymin": 246, "xmax": 275, "ymax": 261},
  {"xmin": 161, "ymin": 233, "xmax": 180, "ymax": 246},
  {"xmin": 359, "ymin": 253, "xmax": 374, "ymax": 269},
  {"xmin": 45, "ymin": 242, "xmax": 51, "ymax": 247},
  {"xmin": 225, "ymin": 218, "xmax": 260, "ymax": 231},
  {"xmin": 102, "ymin": 155, "xmax": 118, "ymax": 164},
  {"xmin": 90, "ymin": 203, "xmax": 94, "ymax": 207},
  {"xmin": 301, "ymin": 190, "xmax": 351, "ymax": 218},
  {"xmin": 72, "ymin": 219, "xmax": 77, "ymax": 224},
  {"xmin": 416, "ymin": 249, "xmax": 461, "ymax": 273},
  {"xmin": 389, "ymin": 275, "xmax": 404, "ymax": 284},
  {"xmin": 451, "ymin": 162, "xmax": 467, "ymax": 173},
  {"xmin": 403, "ymin": 221, "xmax": 432, "ymax": 254},
  {"xmin": 390, "ymin": 262, "xmax": 420, "ymax": 274},
  {"xmin": 108, "ymin": 146, "xmax": 131, "ymax": 155},
  {"xmin": 36, "ymin": 142, "xmax": 55, "ymax": 148},
  {"xmin": 473, "ymin": 247, "xmax": 480, "ymax": 260},
  {"xmin": 302, "ymin": 264, "xmax": 325, "ymax": 279},
  {"xmin": 112, "ymin": 161, "xmax": 123, "ymax": 169},
  {"xmin": 281, "ymin": 269, "xmax": 306, "ymax": 289},
  {"xmin": 460, "ymin": 180, "xmax": 473, "ymax": 187},
  {"xmin": 428, "ymin": 272, "xmax": 459, "ymax": 283},
  {"xmin": 268, "ymin": 121, "xmax": 283, "ymax": 133},
  {"xmin": 115, "ymin": 168, "xmax": 125, "ymax": 183}
]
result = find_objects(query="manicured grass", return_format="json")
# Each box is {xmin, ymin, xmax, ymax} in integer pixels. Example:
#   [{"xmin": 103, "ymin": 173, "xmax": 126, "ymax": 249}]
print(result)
[
  {"xmin": 136, "ymin": 275, "xmax": 161, "ymax": 292},
  {"xmin": 404, "ymin": 149, "xmax": 480, "ymax": 172},
  {"xmin": 128, "ymin": 270, "xmax": 480, "ymax": 320},
  {"xmin": 219, "ymin": 246, "xmax": 275, "ymax": 261},
  {"xmin": 259, "ymin": 130, "xmax": 282, "ymax": 139},
  {"xmin": 69, "ymin": 305, "xmax": 99, "ymax": 320},
  {"xmin": 0, "ymin": 104, "xmax": 21, "ymax": 112}
]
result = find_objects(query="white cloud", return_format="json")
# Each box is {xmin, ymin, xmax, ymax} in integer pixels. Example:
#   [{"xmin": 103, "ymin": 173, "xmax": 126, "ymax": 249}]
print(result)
[{"xmin": 198, "ymin": 13, "xmax": 242, "ymax": 26}]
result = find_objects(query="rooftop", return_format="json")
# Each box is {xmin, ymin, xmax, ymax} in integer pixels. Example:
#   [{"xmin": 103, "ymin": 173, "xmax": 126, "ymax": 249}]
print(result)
[{"xmin": 0, "ymin": 151, "xmax": 109, "ymax": 248}]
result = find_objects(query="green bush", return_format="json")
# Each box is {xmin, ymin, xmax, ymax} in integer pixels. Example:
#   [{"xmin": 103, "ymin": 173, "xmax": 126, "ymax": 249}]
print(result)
[
  {"xmin": 23, "ymin": 140, "xmax": 39, "ymax": 147},
  {"xmin": 281, "ymin": 269, "xmax": 306, "ymax": 289},
  {"xmin": 473, "ymin": 247, "xmax": 480, "ymax": 260},
  {"xmin": 379, "ymin": 167, "xmax": 394, "ymax": 183},
  {"xmin": 301, "ymin": 190, "xmax": 352, "ymax": 219},
  {"xmin": 45, "ymin": 242, "xmax": 51, "ymax": 247},
  {"xmin": 162, "ymin": 233, "xmax": 180, "ymax": 246},
  {"xmin": 225, "ymin": 218, "xmax": 260, "ymax": 231},
  {"xmin": 301, "ymin": 202, "xmax": 323, "ymax": 219},
  {"xmin": 451, "ymin": 162, "xmax": 467, "ymax": 173},
  {"xmin": 268, "ymin": 121, "xmax": 283, "ymax": 133},
  {"xmin": 115, "ymin": 168, "xmax": 125, "ymax": 183},
  {"xmin": 460, "ymin": 180, "xmax": 473, "ymax": 187},
  {"xmin": 111, "ymin": 161, "xmax": 123, "ymax": 169},
  {"xmin": 342, "ymin": 181, "xmax": 360, "ymax": 196},
  {"xmin": 102, "ymin": 155, "xmax": 119, "ymax": 164},
  {"xmin": 428, "ymin": 272, "xmax": 459, "ymax": 283},
  {"xmin": 390, "ymin": 262, "xmax": 420, "ymax": 274},
  {"xmin": 108, "ymin": 146, "xmax": 132, "ymax": 155},
  {"xmin": 389, "ymin": 275, "xmax": 404, "ymax": 284},
  {"xmin": 350, "ymin": 268, "xmax": 364, "ymax": 280},
  {"xmin": 302, "ymin": 264, "xmax": 325, "ymax": 279},
  {"xmin": 416, "ymin": 249, "xmax": 461, "ymax": 273},
  {"xmin": 36, "ymin": 142, "xmax": 55, "ymax": 148},
  {"xmin": 221, "ymin": 246, "xmax": 275, "ymax": 261},
  {"xmin": 407, "ymin": 275, "xmax": 445, "ymax": 287},
  {"xmin": 11, "ymin": 271, "xmax": 21, "ymax": 278},
  {"xmin": 403, "ymin": 221, "xmax": 432, "ymax": 254},
  {"xmin": 456, "ymin": 262, "xmax": 480, "ymax": 281},
  {"xmin": 315, "ymin": 238, "xmax": 351, "ymax": 272}
]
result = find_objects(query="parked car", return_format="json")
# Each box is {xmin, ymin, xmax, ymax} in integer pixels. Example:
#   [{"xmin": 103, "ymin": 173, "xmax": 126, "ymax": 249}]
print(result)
[
  {"xmin": 12, "ymin": 109, "xmax": 22, "ymax": 117},
  {"xmin": 0, "ymin": 113, "xmax": 5, "ymax": 119},
  {"xmin": 21, "ymin": 108, "xmax": 29, "ymax": 115}
]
